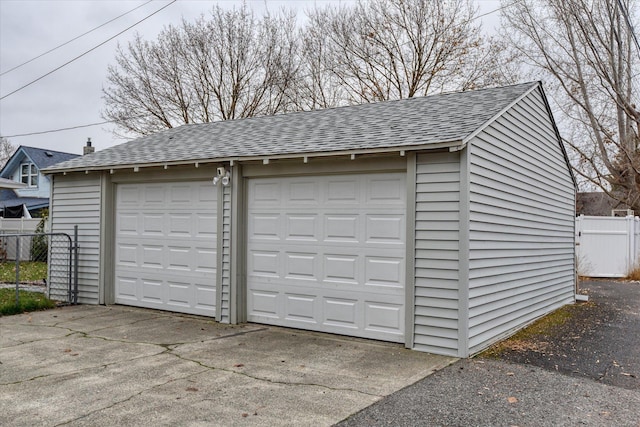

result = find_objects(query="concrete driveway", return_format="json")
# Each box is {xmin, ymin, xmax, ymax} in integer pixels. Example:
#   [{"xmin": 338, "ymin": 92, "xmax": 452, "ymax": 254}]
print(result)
[{"xmin": 0, "ymin": 305, "xmax": 454, "ymax": 426}]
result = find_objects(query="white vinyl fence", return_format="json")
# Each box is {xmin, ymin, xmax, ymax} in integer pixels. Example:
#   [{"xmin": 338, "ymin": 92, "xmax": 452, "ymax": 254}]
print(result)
[
  {"xmin": 575, "ymin": 215, "xmax": 640, "ymax": 278},
  {"xmin": 0, "ymin": 218, "xmax": 44, "ymax": 261}
]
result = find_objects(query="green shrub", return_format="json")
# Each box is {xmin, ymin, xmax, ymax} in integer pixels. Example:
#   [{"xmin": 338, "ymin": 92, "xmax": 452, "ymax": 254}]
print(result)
[{"xmin": 30, "ymin": 210, "xmax": 48, "ymax": 262}]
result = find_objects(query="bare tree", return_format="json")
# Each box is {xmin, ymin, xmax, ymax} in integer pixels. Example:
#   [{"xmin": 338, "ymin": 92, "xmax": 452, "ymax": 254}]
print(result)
[
  {"xmin": 300, "ymin": 0, "xmax": 519, "ymax": 106},
  {"xmin": 102, "ymin": 4, "xmax": 299, "ymax": 137},
  {"xmin": 502, "ymin": 0, "xmax": 640, "ymax": 211},
  {"xmin": 103, "ymin": 0, "xmax": 519, "ymax": 136},
  {"xmin": 293, "ymin": 20, "xmax": 347, "ymax": 110},
  {"xmin": 0, "ymin": 137, "xmax": 16, "ymax": 168}
]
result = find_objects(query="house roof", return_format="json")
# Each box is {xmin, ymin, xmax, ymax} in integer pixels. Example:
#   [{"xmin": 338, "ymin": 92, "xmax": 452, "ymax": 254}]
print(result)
[
  {"xmin": 44, "ymin": 82, "xmax": 541, "ymax": 173},
  {"xmin": 1, "ymin": 146, "xmax": 79, "ymax": 178},
  {"xmin": 576, "ymin": 192, "xmax": 630, "ymax": 216},
  {"xmin": 0, "ymin": 189, "xmax": 48, "ymax": 210}
]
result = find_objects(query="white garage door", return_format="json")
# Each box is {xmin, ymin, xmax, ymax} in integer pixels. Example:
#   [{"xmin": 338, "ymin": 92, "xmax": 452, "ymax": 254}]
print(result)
[
  {"xmin": 247, "ymin": 173, "xmax": 406, "ymax": 342},
  {"xmin": 115, "ymin": 181, "xmax": 218, "ymax": 316}
]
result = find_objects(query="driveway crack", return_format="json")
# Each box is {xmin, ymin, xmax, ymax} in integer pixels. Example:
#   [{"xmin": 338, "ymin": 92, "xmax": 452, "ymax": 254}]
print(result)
[
  {"xmin": 167, "ymin": 351, "xmax": 382, "ymax": 398},
  {"xmin": 52, "ymin": 368, "xmax": 208, "ymax": 426}
]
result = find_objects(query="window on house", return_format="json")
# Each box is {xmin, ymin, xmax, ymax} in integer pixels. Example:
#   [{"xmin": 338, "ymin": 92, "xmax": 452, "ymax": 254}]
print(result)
[{"xmin": 21, "ymin": 163, "xmax": 38, "ymax": 187}]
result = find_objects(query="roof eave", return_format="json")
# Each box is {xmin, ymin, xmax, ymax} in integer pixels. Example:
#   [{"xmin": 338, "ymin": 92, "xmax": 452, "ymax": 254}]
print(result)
[
  {"xmin": 0, "ymin": 147, "xmax": 29, "ymax": 178},
  {"xmin": 42, "ymin": 140, "xmax": 464, "ymax": 175}
]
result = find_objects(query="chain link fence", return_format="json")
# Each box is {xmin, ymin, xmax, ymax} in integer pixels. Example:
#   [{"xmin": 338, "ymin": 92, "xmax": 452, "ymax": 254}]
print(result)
[{"xmin": 0, "ymin": 231, "xmax": 76, "ymax": 305}]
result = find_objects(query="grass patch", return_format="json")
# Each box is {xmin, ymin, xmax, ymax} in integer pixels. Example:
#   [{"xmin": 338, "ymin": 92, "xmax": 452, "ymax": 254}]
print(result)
[
  {"xmin": 480, "ymin": 303, "xmax": 592, "ymax": 358},
  {"xmin": 0, "ymin": 261, "xmax": 48, "ymax": 283},
  {"xmin": 626, "ymin": 261, "xmax": 640, "ymax": 281},
  {"xmin": 0, "ymin": 288, "xmax": 56, "ymax": 316}
]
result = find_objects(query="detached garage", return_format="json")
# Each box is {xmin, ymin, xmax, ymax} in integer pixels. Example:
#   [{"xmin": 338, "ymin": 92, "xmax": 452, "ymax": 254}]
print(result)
[{"xmin": 44, "ymin": 81, "xmax": 576, "ymax": 357}]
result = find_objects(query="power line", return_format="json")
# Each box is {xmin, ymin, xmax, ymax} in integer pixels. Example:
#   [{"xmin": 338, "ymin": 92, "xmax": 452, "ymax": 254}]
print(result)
[
  {"xmin": 4, "ymin": 0, "xmax": 516, "ymax": 138},
  {"xmin": 4, "ymin": 119, "xmax": 121, "ymax": 138},
  {"xmin": 475, "ymin": 0, "xmax": 519, "ymax": 21},
  {"xmin": 0, "ymin": 0, "xmax": 176, "ymax": 101},
  {"xmin": 0, "ymin": 0, "xmax": 153, "ymax": 77}
]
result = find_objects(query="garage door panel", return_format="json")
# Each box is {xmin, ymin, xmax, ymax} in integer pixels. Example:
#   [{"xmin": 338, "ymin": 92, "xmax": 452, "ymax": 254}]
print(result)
[
  {"xmin": 284, "ymin": 293, "xmax": 317, "ymax": 323},
  {"xmin": 250, "ymin": 181, "xmax": 281, "ymax": 204},
  {"xmin": 118, "ymin": 213, "xmax": 138, "ymax": 234},
  {"xmin": 115, "ymin": 181, "xmax": 217, "ymax": 317},
  {"xmin": 325, "ymin": 215, "xmax": 359, "ymax": 242},
  {"xmin": 365, "ymin": 215, "xmax": 404, "ymax": 244},
  {"xmin": 326, "ymin": 178, "xmax": 359, "ymax": 203},
  {"xmin": 195, "ymin": 214, "xmax": 217, "ymax": 237},
  {"xmin": 168, "ymin": 214, "xmax": 192, "ymax": 236},
  {"xmin": 285, "ymin": 215, "xmax": 319, "ymax": 241},
  {"xmin": 116, "ymin": 277, "xmax": 137, "ymax": 300},
  {"xmin": 197, "ymin": 183, "xmax": 217, "ymax": 203},
  {"xmin": 247, "ymin": 173, "xmax": 406, "ymax": 343},
  {"xmin": 323, "ymin": 254, "xmax": 359, "ymax": 284},
  {"xmin": 195, "ymin": 248, "xmax": 217, "ymax": 273},
  {"xmin": 288, "ymin": 181, "xmax": 319, "ymax": 204},
  {"xmin": 118, "ymin": 185, "xmax": 139, "ymax": 203},
  {"xmin": 248, "ymin": 281, "xmax": 405, "ymax": 340},
  {"xmin": 166, "ymin": 246, "xmax": 190, "ymax": 270},
  {"xmin": 365, "ymin": 302, "xmax": 403, "ymax": 333},
  {"xmin": 141, "ymin": 279, "xmax": 163, "ymax": 302},
  {"xmin": 365, "ymin": 257, "xmax": 404, "ymax": 288},
  {"xmin": 284, "ymin": 252, "xmax": 318, "ymax": 281},
  {"xmin": 167, "ymin": 281, "xmax": 190, "ymax": 306},
  {"xmin": 141, "ymin": 245, "xmax": 163, "ymax": 268},
  {"xmin": 367, "ymin": 176, "xmax": 405, "ymax": 203},
  {"xmin": 194, "ymin": 284, "xmax": 216, "ymax": 309},
  {"xmin": 169, "ymin": 184, "xmax": 193, "ymax": 203},
  {"xmin": 249, "ymin": 290, "xmax": 280, "ymax": 318},
  {"xmin": 142, "ymin": 214, "xmax": 164, "ymax": 235},
  {"xmin": 117, "ymin": 244, "xmax": 138, "ymax": 266},
  {"xmin": 250, "ymin": 214, "xmax": 281, "ymax": 240},
  {"xmin": 249, "ymin": 250, "xmax": 280, "ymax": 277},
  {"xmin": 323, "ymin": 297, "xmax": 358, "ymax": 327}
]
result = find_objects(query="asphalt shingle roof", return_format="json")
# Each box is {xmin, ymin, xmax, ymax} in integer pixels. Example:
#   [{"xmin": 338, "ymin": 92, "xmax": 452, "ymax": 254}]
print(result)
[
  {"xmin": 45, "ymin": 82, "xmax": 539, "ymax": 173},
  {"xmin": 0, "ymin": 189, "xmax": 48, "ymax": 209},
  {"xmin": 21, "ymin": 147, "xmax": 79, "ymax": 169}
]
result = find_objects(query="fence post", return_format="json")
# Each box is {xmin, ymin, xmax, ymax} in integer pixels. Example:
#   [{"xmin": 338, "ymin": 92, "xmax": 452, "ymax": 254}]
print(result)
[
  {"xmin": 14, "ymin": 237, "xmax": 20, "ymax": 306},
  {"xmin": 73, "ymin": 225, "xmax": 79, "ymax": 304},
  {"xmin": 628, "ymin": 216, "xmax": 636, "ymax": 274}
]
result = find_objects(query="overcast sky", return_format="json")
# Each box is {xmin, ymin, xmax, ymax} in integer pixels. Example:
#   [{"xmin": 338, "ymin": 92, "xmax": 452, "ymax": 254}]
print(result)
[{"xmin": 0, "ymin": 0, "xmax": 501, "ymax": 156}]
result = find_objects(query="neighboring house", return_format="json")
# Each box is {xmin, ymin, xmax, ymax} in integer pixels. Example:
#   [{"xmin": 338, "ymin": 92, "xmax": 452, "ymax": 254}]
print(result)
[
  {"xmin": 0, "ymin": 146, "xmax": 79, "ymax": 217},
  {"xmin": 43, "ymin": 82, "xmax": 576, "ymax": 357},
  {"xmin": 576, "ymin": 191, "xmax": 632, "ymax": 216}
]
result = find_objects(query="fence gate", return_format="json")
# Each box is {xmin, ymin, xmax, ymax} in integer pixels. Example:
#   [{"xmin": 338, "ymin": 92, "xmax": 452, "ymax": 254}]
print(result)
[{"xmin": 0, "ymin": 228, "xmax": 78, "ymax": 304}]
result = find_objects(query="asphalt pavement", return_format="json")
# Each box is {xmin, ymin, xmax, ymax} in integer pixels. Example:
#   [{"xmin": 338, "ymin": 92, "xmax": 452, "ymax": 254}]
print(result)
[{"xmin": 338, "ymin": 280, "xmax": 640, "ymax": 427}]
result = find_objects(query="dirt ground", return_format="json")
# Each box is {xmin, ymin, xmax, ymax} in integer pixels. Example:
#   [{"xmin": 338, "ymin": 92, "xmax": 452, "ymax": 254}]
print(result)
[{"xmin": 481, "ymin": 279, "xmax": 640, "ymax": 391}]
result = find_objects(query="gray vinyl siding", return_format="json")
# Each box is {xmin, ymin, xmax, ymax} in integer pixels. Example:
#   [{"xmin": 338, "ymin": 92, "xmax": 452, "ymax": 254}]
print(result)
[
  {"xmin": 466, "ymin": 87, "xmax": 575, "ymax": 355},
  {"xmin": 219, "ymin": 183, "xmax": 232, "ymax": 323},
  {"xmin": 413, "ymin": 151, "xmax": 460, "ymax": 356},
  {"xmin": 49, "ymin": 173, "xmax": 102, "ymax": 304}
]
